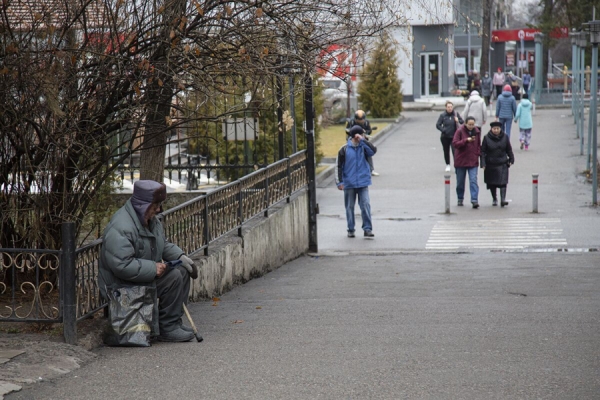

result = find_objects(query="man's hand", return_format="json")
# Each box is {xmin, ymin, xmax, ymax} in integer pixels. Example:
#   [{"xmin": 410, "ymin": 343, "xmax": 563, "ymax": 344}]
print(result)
[
  {"xmin": 179, "ymin": 254, "xmax": 199, "ymax": 279},
  {"xmin": 156, "ymin": 262, "xmax": 167, "ymax": 277},
  {"xmin": 338, "ymin": 184, "xmax": 344, "ymax": 191}
]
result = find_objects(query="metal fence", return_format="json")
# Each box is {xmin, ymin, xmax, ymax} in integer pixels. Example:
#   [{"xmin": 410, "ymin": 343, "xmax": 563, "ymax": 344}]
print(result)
[{"xmin": 0, "ymin": 151, "xmax": 308, "ymax": 343}]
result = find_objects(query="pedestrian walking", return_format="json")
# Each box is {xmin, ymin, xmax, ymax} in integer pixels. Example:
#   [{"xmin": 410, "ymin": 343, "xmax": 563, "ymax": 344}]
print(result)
[
  {"xmin": 336, "ymin": 125, "xmax": 377, "ymax": 238},
  {"xmin": 435, "ymin": 101, "xmax": 464, "ymax": 172},
  {"xmin": 481, "ymin": 121, "xmax": 515, "ymax": 207},
  {"xmin": 452, "ymin": 116, "xmax": 481, "ymax": 208},
  {"xmin": 481, "ymin": 71, "xmax": 494, "ymax": 106},
  {"xmin": 496, "ymin": 84, "xmax": 517, "ymax": 139},
  {"xmin": 463, "ymin": 90, "xmax": 487, "ymax": 129},
  {"xmin": 493, "ymin": 68, "xmax": 505, "ymax": 99},
  {"xmin": 514, "ymin": 94, "xmax": 533, "ymax": 150},
  {"xmin": 522, "ymin": 70, "xmax": 532, "ymax": 96},
  {"xmin": 346, "ymin": 110, "xmax": 379, "ymax": 176},
  {"xmin": 99, "ymin": 180, "xmax": 200, "ymax": 343}
]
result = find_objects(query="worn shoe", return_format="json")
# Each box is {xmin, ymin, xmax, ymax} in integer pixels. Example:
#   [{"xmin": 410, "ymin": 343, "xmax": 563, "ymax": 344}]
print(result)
[
  {"xmin": 445, "ymin": 164, "xmax": 451, "ymax": 172},
  {"xmin": 364, "ymin": 231, "xmax": 375, "ymax": 238},
  {"xmin": 347, "ymin": 231, "xmax": 355, "ymax": 238},
  {"xmin": 371, "ymin": 171, "xmax": 380, "ymax": 176},
  {"xmin": 457, "ymin": 199, "xmax": 464, "ymax": 206},
  {"xmin": 492, "ymin": 199, "xmax": 498, "ymax": 206},
  {"xmin": 157, "ymin": 327, "xmax": 194, "ymax": 342},
  {"xmin": 525, "ymin": 145, "xmax": 529, "ymax": 151},
  {"xmin": 472, "ymin": 202, "xmax": 480, "ymax": 209},
  {"xmin": 501, "ymin": 201, "xmax": 509, "ymax": 207},
  {"xmin": 180, "ymin": 324, "xmax": 194, "ymax": 333},
  {"xmin": 520, "ymin": 141, "xmax": 524, "ymax": 150}
]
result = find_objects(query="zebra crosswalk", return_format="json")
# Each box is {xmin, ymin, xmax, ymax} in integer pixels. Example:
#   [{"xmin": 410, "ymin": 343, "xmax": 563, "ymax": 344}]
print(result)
[{"xmin": 426, "ymin": 218, "xmax": 567, "ymax": 250}]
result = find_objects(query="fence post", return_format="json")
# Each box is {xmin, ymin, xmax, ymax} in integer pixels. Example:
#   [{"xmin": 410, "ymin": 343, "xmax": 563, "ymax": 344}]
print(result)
[
  {"xmin": 60, "ymin": 222, "xmax": 77, "ymax": 345},
  {"xmin": 304, "ymin": 73, "xmax": 318, "ymax": 253},
  {"xmin": 264, "ymin": 173, "xmax": 269, "ymax": 218},
  {"xmin": 444, "ymin": 174, "xmax": 451, "ymax": 214},
  {"xmin": 203, "ymin": 198, "xmax": 210, "ymax": 256},
  {"xmin": 532, "ymin": 173, "xmax": 539, "ymax": 213},
  {"xmin": 287, "ymin": 158, "xmax": 292, "ymax": 203},
  {"xmin": 238, "ymin": 181, "xmax": 243, "ymax": 238}
]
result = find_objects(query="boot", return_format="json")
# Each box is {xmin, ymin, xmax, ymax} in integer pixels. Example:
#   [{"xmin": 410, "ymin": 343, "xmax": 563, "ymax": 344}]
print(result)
[
  {"xmin": 500, "ymin": 187, "xmax": 508, "ymax": 207},
  {"xmin": 491, "ymin": 188, "xmax": 498, "ymax": 206}
]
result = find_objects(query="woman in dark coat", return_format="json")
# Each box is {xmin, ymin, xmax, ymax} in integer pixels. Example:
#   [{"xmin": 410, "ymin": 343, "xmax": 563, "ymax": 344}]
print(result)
[{"xmin": 481, "ymin": 121, "xmax": 515, "ymax": 207}]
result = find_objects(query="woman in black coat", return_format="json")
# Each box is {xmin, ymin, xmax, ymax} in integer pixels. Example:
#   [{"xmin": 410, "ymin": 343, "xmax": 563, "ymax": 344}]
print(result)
[{"xmin": 481, "ymin": 121, "xmax": 515, "ymax": 207}]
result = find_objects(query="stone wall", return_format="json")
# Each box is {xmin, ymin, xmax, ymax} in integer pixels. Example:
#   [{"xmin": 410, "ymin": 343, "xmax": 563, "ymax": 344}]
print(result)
[{"xmin": 189, "ymin": 190, "xmax": 309, "ymax": 300}]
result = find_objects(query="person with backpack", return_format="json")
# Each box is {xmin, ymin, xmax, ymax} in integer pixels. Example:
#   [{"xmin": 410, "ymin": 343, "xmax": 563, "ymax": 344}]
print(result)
[
  {"xmin": 463, "ymin": 90, "xmax": 487, "ymax": 129},
  {"xmin": 336, "ymin": 125, "xmax": 378, "ymax": 238}
]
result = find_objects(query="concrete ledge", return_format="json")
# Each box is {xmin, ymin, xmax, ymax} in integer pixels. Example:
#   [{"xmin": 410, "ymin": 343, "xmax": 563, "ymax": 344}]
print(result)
[{"xmin": 189, "ymin": 190, "xmax": 309, "ymax": 300}]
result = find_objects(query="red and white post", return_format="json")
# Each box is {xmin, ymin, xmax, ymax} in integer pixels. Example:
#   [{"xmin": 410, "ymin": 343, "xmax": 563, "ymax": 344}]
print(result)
[
  {"xmin": 444, "ymin": 173, "xmax": 451, "ymax": 214},
  {"xmin": 532, "ymin": 173, "xmax": 539, "ymax": 213}
]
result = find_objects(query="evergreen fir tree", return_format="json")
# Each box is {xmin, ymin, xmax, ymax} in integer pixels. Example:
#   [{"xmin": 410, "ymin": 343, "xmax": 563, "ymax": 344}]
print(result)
[{"xmin": 358, "ymin": 32, "xmax": 403, "ymax": 118}]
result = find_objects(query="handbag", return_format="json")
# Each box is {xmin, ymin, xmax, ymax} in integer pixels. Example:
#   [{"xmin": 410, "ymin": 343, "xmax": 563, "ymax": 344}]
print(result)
[{"xmin": 104, "ymin": 284, "xmax": 158, "ymax": 347}]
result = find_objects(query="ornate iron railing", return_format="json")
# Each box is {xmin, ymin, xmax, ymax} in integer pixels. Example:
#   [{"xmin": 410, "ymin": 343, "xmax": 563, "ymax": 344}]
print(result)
[{"xmin": 0, "ymin": 150, "xmax": 308, "ymax": 342}]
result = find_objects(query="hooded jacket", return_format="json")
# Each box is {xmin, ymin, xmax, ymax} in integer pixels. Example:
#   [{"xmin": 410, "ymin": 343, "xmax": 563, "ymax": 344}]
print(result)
[
  {"xmin": 99, "ymin": 182, "xmax": 184, "ymax": 300},
  {"xmin": 452, "ymin": 124, "xmax": 481, "ymax": 168},
  {"xmin": 496, "ymin": 90, "xmax": 517, "ymax": 119},
  {"xmin": 481, "ymin": 75, "xmax": 493, "ymax": 97},
  {"xmin": 463, "ymin": 93, "xmax": 487, "ymax": 127},
  {"xmin": 514, "ymin": 99, "xmax": 533, "ymax": 129},
  {"xmin": 493, "ymin": 71, "xmax": 505, "ymax": 86},
  {"xmin": 335, "ymin": 137, "xmax": 377, "ymax": 189}
]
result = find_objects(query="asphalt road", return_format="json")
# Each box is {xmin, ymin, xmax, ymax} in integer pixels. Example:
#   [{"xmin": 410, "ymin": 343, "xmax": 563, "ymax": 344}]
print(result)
[{"xmin": 8, "ymin": 109, "xmax": 600, "ymax": 400}]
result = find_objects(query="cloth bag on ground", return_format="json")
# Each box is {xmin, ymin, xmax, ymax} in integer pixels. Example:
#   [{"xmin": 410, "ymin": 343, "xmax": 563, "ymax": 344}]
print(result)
[{"xmin": 104, "ymin": 284, "xmax": 158, "ymax": 347}]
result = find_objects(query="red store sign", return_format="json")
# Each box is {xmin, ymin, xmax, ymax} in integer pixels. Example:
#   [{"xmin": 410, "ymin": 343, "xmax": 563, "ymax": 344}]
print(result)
[{"xmin": 492, "ymin": 27, "xmax": 568, "ymax": 42}]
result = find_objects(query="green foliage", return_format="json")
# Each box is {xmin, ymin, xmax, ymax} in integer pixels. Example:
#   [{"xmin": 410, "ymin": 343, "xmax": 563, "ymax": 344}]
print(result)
[{"xmin": 358, "ymin": 32, "xmax": 403, "ymax": 118}]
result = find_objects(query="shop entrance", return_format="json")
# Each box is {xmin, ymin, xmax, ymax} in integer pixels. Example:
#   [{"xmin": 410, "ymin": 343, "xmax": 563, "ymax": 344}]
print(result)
[{"xmin": 421, "ymin": 53, "xmax": 441, "ymax": 97}]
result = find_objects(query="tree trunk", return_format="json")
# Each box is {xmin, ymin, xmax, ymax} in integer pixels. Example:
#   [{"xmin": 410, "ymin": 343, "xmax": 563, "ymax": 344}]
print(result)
[{"xmin": 480, "ymin": 0, "xmax": 493, "ymax": 77}]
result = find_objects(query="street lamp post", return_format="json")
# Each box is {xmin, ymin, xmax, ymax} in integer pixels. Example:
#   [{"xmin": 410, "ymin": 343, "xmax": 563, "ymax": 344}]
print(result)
[
  {"xmin": 578, "ymin": 33, "xmax": 588, "ymax": 155},
  {"xmin": 584, "ymin": 21, "xmax": 600, "ymax": 205},
  {"xmin": 570, "ymin": 32, "xmax": 579, "ymax": 123}
]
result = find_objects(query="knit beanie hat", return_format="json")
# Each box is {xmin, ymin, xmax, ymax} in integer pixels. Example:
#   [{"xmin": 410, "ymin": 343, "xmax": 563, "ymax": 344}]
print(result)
[
  {"xmin": 348, "ymin": 125, "xmax": 365, "ymax": 137},
  {"xmin": 503, "ymin": 84, "xmax": 511, "ymax": 92},
  {"xmin": 131, "ymin": 180, "xmax": 167, "ymax": 226}
]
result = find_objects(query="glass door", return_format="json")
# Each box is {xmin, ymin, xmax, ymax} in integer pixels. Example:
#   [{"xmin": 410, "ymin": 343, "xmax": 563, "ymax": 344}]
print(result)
[{"xmin": 421, "ymin": 53, "xmax": 441, "ymax": 97}]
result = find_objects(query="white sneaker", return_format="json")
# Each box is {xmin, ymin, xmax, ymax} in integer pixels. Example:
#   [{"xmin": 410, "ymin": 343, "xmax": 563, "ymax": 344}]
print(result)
[
  {"xmin": 445, "ymin": 165, "xmax": 451, "ymax": 172},
  {"xmin": 371, "ymin": 171, "xmax": 379, "ymax": 176}
]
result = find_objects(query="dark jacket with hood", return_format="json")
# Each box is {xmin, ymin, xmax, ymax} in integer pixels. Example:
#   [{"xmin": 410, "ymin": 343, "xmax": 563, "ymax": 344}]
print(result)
[
  {"xmin": 99, "ymin": 180, "xmax": 184, "ymax": 300},
  {"xmin": 436, "ymin": 110, "xmax": 464, "ymax": 138},
  {"xmin": 481, "ymin": 131, "xmax": 515, "ymax": 186},
  {"xmin": 452, "ymin": 124, "xmax": 481, "ymax": 167}
]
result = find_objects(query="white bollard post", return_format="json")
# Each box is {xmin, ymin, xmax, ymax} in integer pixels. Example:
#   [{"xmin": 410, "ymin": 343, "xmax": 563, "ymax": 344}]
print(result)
[
  {"xmin": 444, "ymin": 173, "xmax": 451, "ymax": 214},
  {"xmin": 532, "ymin": 173, "xmax": 539, "ymax": 213}
]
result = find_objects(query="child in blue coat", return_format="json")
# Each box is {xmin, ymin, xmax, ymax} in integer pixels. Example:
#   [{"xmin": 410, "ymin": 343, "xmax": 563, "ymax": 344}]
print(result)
[{"xmin": 514, "ymin": 94, "xmax": 533, "ymax": 150}]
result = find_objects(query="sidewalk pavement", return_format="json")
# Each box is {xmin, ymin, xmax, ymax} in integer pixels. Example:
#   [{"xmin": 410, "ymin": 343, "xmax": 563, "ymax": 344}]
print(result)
[{"xmin": 2, "ymin": 103, "xmax": 599, "ymax": 398}]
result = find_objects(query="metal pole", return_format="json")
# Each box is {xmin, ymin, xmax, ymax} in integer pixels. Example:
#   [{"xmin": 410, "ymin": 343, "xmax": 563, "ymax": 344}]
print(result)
[
  {"xmin": 444, "ymin": 174, "xmax": 451, "ymax": 214},
  {"xmin": 532, "ymin": 174, "xmax": 539, "ymax": 213},
  {"xmin": 276, "ymin": 75, "xmax": 285, "ymax": 160},
  {"xmin": 304, "ymin": 73, "xmax": 318, "ymax": 252},
  {"xmin": 592, "ymin": 42, "xmax": 598, "ymax": 204},
  {"xmin": 289, "ymin": 76, "xmax": 297, "ymax": 153},
  {"xmin": 580, "ymin": 36, "xmax": 587, "ymax": 154},
  {"xmin": 571, "ymin": 33, "xmax": 578, "ymax": 118},
  {"xmin": 60, "ymin": 222, "xmax": 77, "ymax": 345}
]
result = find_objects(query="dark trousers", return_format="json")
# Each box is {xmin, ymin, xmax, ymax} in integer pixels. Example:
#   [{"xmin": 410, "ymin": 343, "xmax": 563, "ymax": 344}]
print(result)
[
  {"xmin": 156, "ymin": 265, "xmax": 190, "ymax": 333},
  {"xmin": 495, "ymin": 85, "xmax": 503, "ymax": 98},
  {"xmin": 440, "ymin": 136, "xmax": 454, "ymax": 165}
]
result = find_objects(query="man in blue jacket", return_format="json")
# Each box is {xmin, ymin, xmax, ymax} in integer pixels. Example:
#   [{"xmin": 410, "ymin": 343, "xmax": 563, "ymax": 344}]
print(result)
[{"xmin": 335, "ymin": 125, "xmax": 377, "ymax": 238}]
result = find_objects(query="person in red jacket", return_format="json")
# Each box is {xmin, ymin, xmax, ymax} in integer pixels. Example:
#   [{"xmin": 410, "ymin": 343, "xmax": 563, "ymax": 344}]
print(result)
[{"xmin": 452, "ymin": 117, "xmax": 481, "ymax": 208}]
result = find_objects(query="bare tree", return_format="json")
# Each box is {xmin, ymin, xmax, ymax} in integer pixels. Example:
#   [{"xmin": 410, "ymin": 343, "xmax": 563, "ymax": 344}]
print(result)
[{"xmin": 2, "ymin": 0, "xmax": 443, "ymax": 250}]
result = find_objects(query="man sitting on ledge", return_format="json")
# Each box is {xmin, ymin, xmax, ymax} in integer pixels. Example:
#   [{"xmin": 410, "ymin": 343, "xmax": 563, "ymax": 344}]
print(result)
[{"xmin": 99, "ymin": 180, "xmax": 199, "ymax": 342}]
